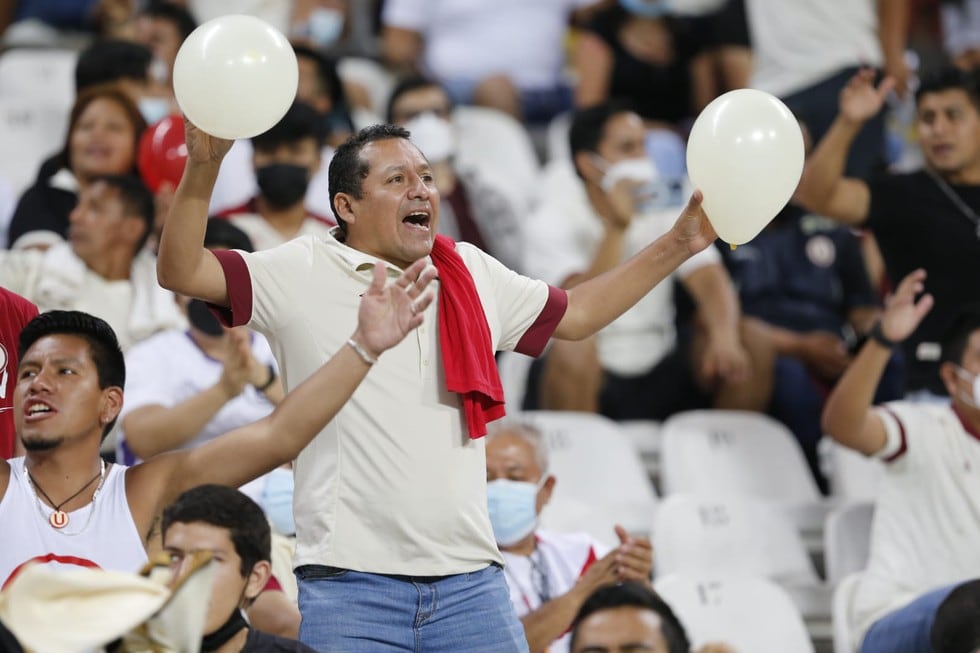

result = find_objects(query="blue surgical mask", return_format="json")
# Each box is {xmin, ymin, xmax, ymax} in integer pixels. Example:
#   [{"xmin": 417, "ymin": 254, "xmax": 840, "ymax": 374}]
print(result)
[
  {"xmin": 138, "ymin": 97, "xmax": 171, "ymax": 126},
  {"xmin": 261, "ymin": 468, "xmax": 295, "ymax": 536},
  {"xmin": 619, "ymin": 0, "xmax": 670, "ymax": 18},
  {"xmin": 486, "ymin": 477, "xmax": 546, "ymax": 547},
  {"xmin": 303, "ymin": 8, "xmax": 345, "ymax": 49}
]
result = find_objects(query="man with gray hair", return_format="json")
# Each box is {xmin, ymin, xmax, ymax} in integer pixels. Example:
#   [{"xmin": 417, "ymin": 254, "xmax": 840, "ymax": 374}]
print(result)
[{"xmin": 485, "ymin": 419, "xmax": 653, "ymax": 653}]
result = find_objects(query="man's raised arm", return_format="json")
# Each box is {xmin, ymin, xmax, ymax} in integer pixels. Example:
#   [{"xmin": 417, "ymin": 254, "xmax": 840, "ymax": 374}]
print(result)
[{"xmin": 156, "ymin": 119, "xmax": 235, "ymax": 306}]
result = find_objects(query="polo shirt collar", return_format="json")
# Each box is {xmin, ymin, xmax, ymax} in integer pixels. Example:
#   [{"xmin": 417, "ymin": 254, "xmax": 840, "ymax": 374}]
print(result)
[{"xmin": 325, "ymin": 227, "xmax": 434, "ymax": 276}]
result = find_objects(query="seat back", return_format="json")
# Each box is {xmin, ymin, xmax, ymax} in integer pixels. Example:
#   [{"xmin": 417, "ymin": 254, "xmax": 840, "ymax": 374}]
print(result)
[
  {"xmin": 832, "ymin": 573, "xmax": 862, "ymax": 653},
  {"xmin": 824, "ymin": 502, "xmax": 875, "ymax": 585},
  {"xmin": 661, "ymin": 410, "xmax": 821, "ymax": 502},
  {"xmin": 517, "ymin": 410, "xmax": 658, "ymax": 547},
  {"xmin": 654, "ymin": 494, "xmax": 819, "ymax": 585},
  {"xmin": 824, "ymin": 438, "xmax": 884, "ymax": 501},
  {"xmin": 655, "ymin": 573, "xmax": 816, "ymax": 653},
  {"xmin": 0, "ymin": 98, "xmax": 67, "ymax": 194},
  {"xmin": 0, "ymin": 48, "xmax": 77, "ymax": 108}
]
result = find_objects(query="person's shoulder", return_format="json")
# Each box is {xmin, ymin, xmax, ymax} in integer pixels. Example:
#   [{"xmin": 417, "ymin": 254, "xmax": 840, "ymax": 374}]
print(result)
[
  {"xmin": 126, "ymin": 328, "xmax": 189, "ymax": 356},
  {"xmin": 243, "ymin": 628, "xmax": 318, "ymax": 652},
  {"xmin": 0, "ymin": 286, "xmax": 37, "ymax": 321},
  {"xmin": 868, "ymin": 168, "xmax": 928, "ymax": 193}
]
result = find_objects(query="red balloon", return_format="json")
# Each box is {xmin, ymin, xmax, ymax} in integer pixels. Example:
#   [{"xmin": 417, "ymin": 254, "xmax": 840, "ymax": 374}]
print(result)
[{"xmin": 138, "ymin": 114, "xmax": 187, "ymax": 193}]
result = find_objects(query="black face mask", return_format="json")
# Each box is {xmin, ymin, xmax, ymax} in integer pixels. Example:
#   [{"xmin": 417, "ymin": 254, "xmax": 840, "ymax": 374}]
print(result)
[
  {"xmin": 256, "ymin": 163, "xmax": 310, "ymax": 208},
  {"xmin": 187, "ymin": 298, "xmax": 224, "ymax": 337}
]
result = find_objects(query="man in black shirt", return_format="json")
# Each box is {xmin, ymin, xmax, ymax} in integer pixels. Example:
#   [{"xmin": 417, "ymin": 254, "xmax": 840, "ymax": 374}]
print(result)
[
  {"xmin": 796, "ymin": 67, "xmax": 980, "ymax": 396},
  {"xmin": 162, "ymin": 485, "xmax": 316, "ymax": 653}
]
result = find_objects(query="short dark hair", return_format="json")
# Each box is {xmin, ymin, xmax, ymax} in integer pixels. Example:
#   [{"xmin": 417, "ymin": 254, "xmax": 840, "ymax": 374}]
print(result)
[
  {"xmin": 292, "ymin": 44, "xmax": 355, "ymax": 137},
  {"xmin": 916, "ymin": 66, "xmax": 980, "ymax": 111},
  {"xmin": 385, "ymin": 75, "xmax": 453, "ymax": 124},
  {"xmin": 75, "ymin": 39, "xmax": 152, "ymax": 92},
  {"xmin": 161, "ymin": 484, "xmax": 271, "ymax": 578},
  {"xmin": 204, "ymin": 218, "xmax": 254, "ymax": 252},
  {"xmin": 139, "ymin": 1, "xmax": 197, "ymax": 41},
  {"xmin": 940, "ymin": 304, "xmax": 980, "ymax": 366},
  {"xmin": 251, "ymin": 101, "xmax": 326, "ymax": 152},
  {"xmin": 327, "ymin": 124, "xmax": 412, "ymax": 236},
  {"xmin": 568, "ymin": 100, "xmax": 637, "ymax": 179},
  {"xmin": 18, "ymin": 311, "xmax": 125, "ymax": 440},
  {"xmin": 570, "ymin": 582, "xmax": 691, "ymax": 653},
  {"xmin": 931, "ymin": 579, "xmax": 980, "ymax": 653},
  {"xmin": 89, "ymin": 174, "xmax": 156, "ymax": 253}
]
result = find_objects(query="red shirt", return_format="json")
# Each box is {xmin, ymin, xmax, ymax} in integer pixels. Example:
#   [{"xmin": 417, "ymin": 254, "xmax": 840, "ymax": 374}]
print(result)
[{"xmin": 0, "ymin": 288, "xmax": 38, "ymax": 458}]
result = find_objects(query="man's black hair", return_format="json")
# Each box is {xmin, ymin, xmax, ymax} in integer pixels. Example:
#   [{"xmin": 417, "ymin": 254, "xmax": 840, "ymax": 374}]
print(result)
[
  {"xmin": 18, "ymin": 311, "xmax": 125, "ymax": 440},
  {"xmin": 931, "ymin": 579, "xmax": 980, "ymax": 653},
  {"xmin": 569, "ymin": 582, "xmax": 691, "ymax": 653},
  {"xmin": 75, "ymin": 40, "xmax": 152, "ymax": 92},
  {"xmin": 940, "ymin": 304, "xmax": 980, "ymax": 366},
  {"xmin": 916, "ymin": 66, "xmax": 980, "ymax": 111},
  {"xmin": 327, "ymin": 124, "xmax": 412, "ymax": 237},
  {"xmin": 568, "ymin": 99, "xmax": 637, "ymax": 180},
  {"xmin": 88, "ymin": 174, "xmax": 156, "ymax": 253},
  {"xmin": 385, "ymin": 75, "xmax": 453, "ymax": 124},
  {"xmin": 139, "ymin": 1, "xmax": 198, "ymax": 41},
  {"xmin": 204, "ymin": 218, "xmax": 255, "ymax": 253},
  {"xmin": 161, "ymin": 484, "xmax": 271, "ymax": 578},
  {"xmin": 251, "ymin": 101, "xmax": 327, "ymax": 152}
]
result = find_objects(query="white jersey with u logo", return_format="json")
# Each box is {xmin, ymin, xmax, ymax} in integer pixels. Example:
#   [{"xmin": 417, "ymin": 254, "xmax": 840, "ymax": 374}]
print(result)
[{"xmin": 0, "ymin": 457, "xmax": 147, "ymax": 589}]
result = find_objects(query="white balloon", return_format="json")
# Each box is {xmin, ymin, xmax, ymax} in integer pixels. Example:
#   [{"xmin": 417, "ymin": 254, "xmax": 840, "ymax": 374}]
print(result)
[
  {"xmin": 686, "ymin": 89, "xmax": 804, "ymax": 245},
  {"xmin": 172, "ymin": 14, "xmax": 298, "ymax": 140}
]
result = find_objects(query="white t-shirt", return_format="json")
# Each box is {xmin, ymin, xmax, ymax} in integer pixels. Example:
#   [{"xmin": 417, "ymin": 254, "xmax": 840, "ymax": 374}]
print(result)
[
  {"xmin": 501, "ymin": 529, "xmax": 609, "ymax": 653},
  {"xmin": 851, "ymin": 402, "xmax": 980, "ymax": 648},
  {"xmin": 0, "ymin": 459, "xmax": 147, "ymax": 589},
  {"xmin": 745, "ymin": 0, "xmax": 882, "ymax": 97},
  {"xmin": 214, "ymin": 232, "xmax": 567, "ymax": 575},
  {"xmin": 382, "ymin": 0, "xmax": 595, "ymax": 90},
  {"xmin": 115, "ymin": 329, "xmax": 278, "ymax": 464},
  {"xmin": 227, "ymin": 213, "xmax": 335, "ymax": 252},
  {"xmin": 523, "ymin": 161, "xmax": 719, "ymax": 376}
]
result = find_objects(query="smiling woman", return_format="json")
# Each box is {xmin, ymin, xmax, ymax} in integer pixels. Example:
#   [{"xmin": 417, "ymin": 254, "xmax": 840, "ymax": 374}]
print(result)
[{"xmin": 7, "ymin": 84, "xmax": 147, "ymax": 251}]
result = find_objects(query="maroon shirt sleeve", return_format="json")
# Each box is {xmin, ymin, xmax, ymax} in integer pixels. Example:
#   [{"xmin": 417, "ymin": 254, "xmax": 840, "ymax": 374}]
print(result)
[
  {"xmin": 208, "ymin": 250, "xmax": 254, "ymax": 327},
  {"xmin": 515, "ymin": 285, "xmax": 567, "ymax": 357}
]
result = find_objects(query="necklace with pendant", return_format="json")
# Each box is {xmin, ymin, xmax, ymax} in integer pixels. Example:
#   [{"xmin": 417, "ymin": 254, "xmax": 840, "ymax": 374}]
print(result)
[
  {"xmin": 925, "ymin": 167, "xmax": 980, "ymax": 239},
  {"xmin": 25, "ymin": 458, "xmax": 106, "ymax": 532}
]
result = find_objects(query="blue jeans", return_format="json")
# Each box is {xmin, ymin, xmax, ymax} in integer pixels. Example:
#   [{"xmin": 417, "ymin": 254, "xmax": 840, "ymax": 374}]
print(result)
[
  {"xmin": 860, "ymin": 584, "xmax": 959, "ymax": 653},
  {"xmin": 296, "ymin": 564, "xmax": 529, "ymax": 653}
]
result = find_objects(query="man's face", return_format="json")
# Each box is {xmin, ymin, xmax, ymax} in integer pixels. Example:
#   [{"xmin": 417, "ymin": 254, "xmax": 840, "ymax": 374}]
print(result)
[
  {"xmin": 68, "ymin": 181, "xmax": 143, "ymax": 265},
  {"xmin": 572, "ymin": 607, "xmax": 671, "ymax": 653},
  {"xmin": 917, "ymin": 89, "xmax": 980, "ymax": 177},
  {"xmin": 296, "ymin": 56, "xmax": 331, "ymax": 114},
  {"xmin": 134, "ymin": 15, "xmax": 182, "ymax": 79},
  {"xmin": 15, "ymin": 334, "xmax": 117, "ymax": 452},
  {"xmin": 340, "ymin": 138, "xmax": 439, "ymax": 268},
  {"xmin": 164, "ymin": 521, "xmax": 256, "ymax": 635},
  {"xmin": 389, "ymin": 86, "xmax": 453, "ymax": 126},
  {"xmin": 946, "ymin": 329, "xmax": 980, "ymax": 407},
  {"xmin": 486, "ymin": 431, "xmax": 549, "ymax": 513}
]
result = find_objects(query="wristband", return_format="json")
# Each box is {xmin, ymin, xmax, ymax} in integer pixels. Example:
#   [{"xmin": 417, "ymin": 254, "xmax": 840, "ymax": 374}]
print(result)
[
  {"xmin": 255, "ymin": 364, "xmax": 277, "ymax": 392},
  {"xmin": 347, "ymin": 338, "xmax": 378, "ymax": 366},
  {"xmin": 868, "ymin": 320, "xmax": 899, "ymax": 349}
]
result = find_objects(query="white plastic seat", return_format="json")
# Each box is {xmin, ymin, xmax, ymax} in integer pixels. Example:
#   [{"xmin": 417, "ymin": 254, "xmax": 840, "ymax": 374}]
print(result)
[
  {"xmin": 516, "ymin": 410, "xmax": 658, "ymax": 548},
  {"xmin": 832, "ymin": 573, "xmax": 862, "ymax": 653},
  {"xmin": 660, "ymin": 410, "xmax": 832, "ymax": 542},
  {"xmin": 618, "ymin": 419, "xmax": 663, "ymax": 486},
  {"xmin": 496, "ymin": 350, "xmax": 534, "ymax": 411},
  {"xmin": 0, "ymin": 47, "xmax": 77, "ymax": 108},
  {"xmin": 654, "ymin": 573, "xmax": 816, "ymax": 653},
  {"xmin": 0, "ymin": 98, "xmax": 68, "ymax": 195},
  {"xmin": 453, "ymin": 105, "xmax": 540, "ymax": 213},
  {"xmin": 824, "ymin": 502, "xmax": 875, "ymax": 586},
  {"xmin": 823, "ymin": 437, "xmax": 885, "ymax": 501}
]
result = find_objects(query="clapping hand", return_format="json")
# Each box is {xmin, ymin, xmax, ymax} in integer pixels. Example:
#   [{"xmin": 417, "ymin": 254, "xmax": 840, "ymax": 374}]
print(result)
[{"xmin": 352, "ymin": 259, "xmax": 438, "ymax": 361}]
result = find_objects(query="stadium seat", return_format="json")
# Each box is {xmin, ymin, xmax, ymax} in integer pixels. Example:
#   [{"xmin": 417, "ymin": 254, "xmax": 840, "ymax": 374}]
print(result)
[
  {"xmin": 618, "ymin": 419, "xmax": 663, "ymax": 487},
  {"xmin": 0, "ymin": 98, "xmax": 68, "ymax": 195},
  {"xmin": 660, "ymin": 410, "xmax": 832, "ymax": 544},
  {"xmin": 516, "ymin": 410, "xmax": 658, "ymax": 548},
  {"xmin": 824, "ymin": 502, "xmax": 875, "ymax": 586},
  {"xmin": 0, "ymin": 47, "xmax": 77, "ymax": 108},
  {"xmin": 822, "ymin": 437, "xmax": 885, "ymax": 502},
  {"xmin": 832, "ymin": 573, "xmax": 862, "ymax": 653},
  {"xmin": 655, "ymin": 573, "xmax": 816, "ymax": 653}
]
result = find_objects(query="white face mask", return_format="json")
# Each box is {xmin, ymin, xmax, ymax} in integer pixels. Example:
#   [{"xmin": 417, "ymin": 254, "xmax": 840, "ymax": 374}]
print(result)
[
  {"xmin": 138, "ymin": 97, "xmax": 171, "ymax": 126},
  {"xmin": 298, "ymin": 7, "xmax": 345, "ymax": 49},
  {"xmin": 594, "ymin": 155, "xmax": 670, "ymax": 213},
  {"xmin": 954, "ymin": 366, "xmax": 980, "ymax": 407},
  {"xmin": 405, "ymin": 112, "xmax": 456, "ymax": 163}
]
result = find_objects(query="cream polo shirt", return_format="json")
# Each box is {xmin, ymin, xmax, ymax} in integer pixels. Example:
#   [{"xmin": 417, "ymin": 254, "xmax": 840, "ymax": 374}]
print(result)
[
  {"xmin": 851, "ymin": 402, "xmax": 980, "ymax": 648},
  {"xmin": 213, "ymin": 232, "xmax": 566, "ymax": 575}
]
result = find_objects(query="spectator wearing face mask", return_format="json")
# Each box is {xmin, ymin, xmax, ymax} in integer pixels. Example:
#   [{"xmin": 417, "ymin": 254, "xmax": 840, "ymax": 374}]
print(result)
[
  {"xmin": 216, "ymin": 102, "xmax": 334, "ymax": 251},
  {"xmin": 386, "ymin": 76, "xmax": 524, "ymax": 271}
]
